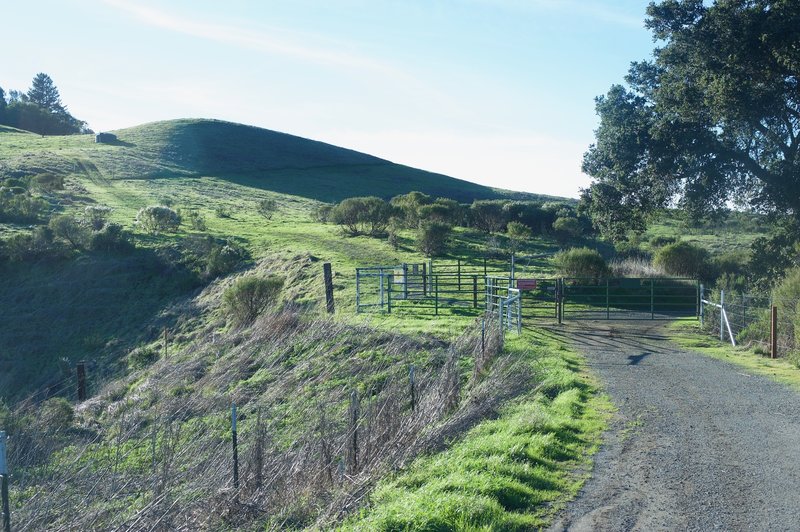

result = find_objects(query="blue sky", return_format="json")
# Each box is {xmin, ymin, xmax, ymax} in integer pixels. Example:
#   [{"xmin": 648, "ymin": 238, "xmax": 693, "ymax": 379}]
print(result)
[{"xmin": 2, "ymin": 0, "xmax": 656, "ymax": 198}]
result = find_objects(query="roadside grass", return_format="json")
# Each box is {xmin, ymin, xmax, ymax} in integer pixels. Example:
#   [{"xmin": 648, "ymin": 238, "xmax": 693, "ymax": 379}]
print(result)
[
  {"xmin": 343, "ymin": 330, "xmax": 612, "ymax": 531},
  {"xmin": 667, "ymin": 319, "xmax": 800, "ymax": 390}
]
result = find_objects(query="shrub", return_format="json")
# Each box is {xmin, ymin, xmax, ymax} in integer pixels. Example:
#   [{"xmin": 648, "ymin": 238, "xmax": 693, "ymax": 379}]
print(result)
[
  {"xmin": 257, "ymin": 198, "xmax": 278, "ymax": 219},
  {"xmin": 649, "ymin": 235, "xmax": 678, "ymax": 248},
  {"xmin": 773, "ymin": 268, "xmax": 800, "ymax": 361},
  {"xmin": 330, "ymin": 197, "xmax": 391, "ymax": 236},
  {"xmin": 184, "ymin": 209, "xmax": 207, "ymax": 231},
  {"xmin": 128, "ymin": 346, "xmax": 159, "ymax": 369},
  {"xmin": 653, "ymin": 241, "xmax": 711, "ymax": 278},
  {"xmin": 89, "ymin": 223, "xmax": 133, "ymax": 253},
  {"xmin": 49, "ymin": 214, "xmax": 89, "ymax": 250},
  {"xmin": 554, "ymin": 247, "xmax": 609, "ymax": 278},
  {"xmin": 205, "ymin": 241, "xmax": 246, "ymax": 278},
  {"xmin": 39, "ymin": 397, "xmax": 74, "ymax": 432},
  {"xmin": 417, "ymin": 221, "xmax": 452, "ymax": 257},
  {"xmin": 506, "ymin": 221, "xmax": 532, "ymax": 253},
  {"xmin": 313, "ymin": 204, "xmax": 333, "ymax": 223},
  {"xmin": 390, "ymin": 191, "xmax": 431, "ymax": 228},
  {"xmin": 552, "ymin": 216, "xmax": 582, "ymax": 246},
  {"xmin": 469, "ymin": 200, "xmax": 507, "ymax": 233},
  {"xmin": 136, "ymin": 205, "xmax": 181, "ymax": 234},
  {"xmin": 83, "ymin": 205, "xmax": 112, "ymax": 230},
  {"xmin": 223, "ymin": 275, "xmax": 284, "ymax": 326},
  {"xmin": 32, "ymin": 172, "xmax": 64, "ymax": 191}
]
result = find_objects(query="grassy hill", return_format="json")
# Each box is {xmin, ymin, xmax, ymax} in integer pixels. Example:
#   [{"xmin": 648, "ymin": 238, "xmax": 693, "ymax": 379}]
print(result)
[
  {"xmin": 0, "ymin": 118, "xmax": 559, "ymax": 203},
  {"xmin": 1, "ymin": 118, "xmax": 783, "ymax": 530}
]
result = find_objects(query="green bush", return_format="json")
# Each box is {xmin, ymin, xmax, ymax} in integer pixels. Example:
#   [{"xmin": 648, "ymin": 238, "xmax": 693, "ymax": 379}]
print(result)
[
  {"xmin": 330, "ymin": 196, "xmax": 392, "ymax": 236},
  {"xmin": 223, "ymin": 275, "xmax": 284, "ymax": 326},
  {"xmin": 649, "ymin": 235, "xmax": 678, "ymax": 248},
  {"xmin": 554, "ymin": 247, "xmax": 609, "ymax": 278},
  {"xmin": 505, "ymin": 221, "xmax": 532, "ymax": 253},
  {"xmin": 653, "ymin": 241, "xmax": 711, "ymax": 278},
  {"xmin": 257, "ymin": 198, "xmax": 278, "ymax": 219},
  {"xmin": 32, "ymin": 172, "xmax": 64, "ymax": 191},
  {"xmin": 49, "ymin": 214, "xmax": 89, "ymax": 250},
  {"xmin": 552, "ymin": 216, "xmax": 582, "ymax": 246},
  {"xmin": 39, "ymin": 397, "xmax": 74, "ymax": 432},
  {"xmin": 417, "ymin": 221, "xmax": 452, "ymax": 257},
  {"xmin": 89, "ymin": 223, "xmax": 133, "ymax": 253},
  {"xmin": 128, "ymin": 346, "xmax": 158, "ymax": 369},
  {"xmin": 313, "ymin": 203, "xmax": 333, "ymax": 223},
  {"xmin": 83, "ymin": 205, "xmax": 112, "ymax": 230},
  {"xmin": 136, "ymin": 205, "xmax": 181, "ymax": 234}
]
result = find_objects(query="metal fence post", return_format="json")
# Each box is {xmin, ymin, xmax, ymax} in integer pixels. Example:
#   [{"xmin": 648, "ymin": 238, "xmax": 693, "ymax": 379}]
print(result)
[
  {"xmin": 379, "ymin": 269, "xmax": 385, "ymax": 309},
  {"xmin": 720, "ymin": 289, "xmax": 725, "ymax": 342},
  {"xmin": 434, "ymin": 276, "xmax": 439, "ymax": 316},
  {"xmin": 699, "ymin": 283, "xmax": 704, "ymax": 326},
  {"xmin": 387, "ymin": 274, "xmax": 392, "ymax": 314},
  {"xmin": 403, "ymin": 263, "xmax": 408, "ymax": 300},
  {"xmin": 231, "ymin": 404, "xmax": 239, "ymax": 490},
  {"xmin": 1, "ymin": 431, "xmax": 10, "ymax": 532},
  {"xmin": 355, "ymin": 268, "xmax": 361, "ymax": 313},
  {"xmin": 650, "ymin": 279, "xmax": 655, "ymax": 320}
]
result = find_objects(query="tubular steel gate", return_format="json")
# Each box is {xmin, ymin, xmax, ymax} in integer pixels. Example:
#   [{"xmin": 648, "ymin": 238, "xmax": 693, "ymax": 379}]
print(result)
[{"xmin": 560, "ymin": 277, "xmax": 700, "ymax": 320}]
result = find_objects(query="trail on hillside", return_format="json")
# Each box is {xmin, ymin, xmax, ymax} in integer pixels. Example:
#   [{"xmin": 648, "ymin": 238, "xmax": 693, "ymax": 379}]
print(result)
[{"xmin": 546, "ymin": 321, "xmax": 800, "ymax": 531}]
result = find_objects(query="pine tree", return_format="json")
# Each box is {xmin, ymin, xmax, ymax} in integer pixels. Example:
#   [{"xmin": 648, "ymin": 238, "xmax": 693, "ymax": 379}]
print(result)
[
  {"xmin": 0, "ymin": 86, "xmax": 7, "ymax": 123},
  {"xmin": 27, "ymin": 73, "xmax": 64, "ymax": 113}
]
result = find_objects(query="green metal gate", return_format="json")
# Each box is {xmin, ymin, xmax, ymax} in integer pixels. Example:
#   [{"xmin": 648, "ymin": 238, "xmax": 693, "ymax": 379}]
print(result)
[{"xmin": 561, "ymin": 277, "xmax": 699, "ymax": 320}]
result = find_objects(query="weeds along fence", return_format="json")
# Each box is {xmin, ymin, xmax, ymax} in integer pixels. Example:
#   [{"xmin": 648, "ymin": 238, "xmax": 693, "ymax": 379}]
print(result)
[
  {"xmin": 2, "ymin": 310, "xmax": 519, "ymax": 531},
  {"xmin": 700, "ymin": 286, "xmax": 798, "ymax": 360}
]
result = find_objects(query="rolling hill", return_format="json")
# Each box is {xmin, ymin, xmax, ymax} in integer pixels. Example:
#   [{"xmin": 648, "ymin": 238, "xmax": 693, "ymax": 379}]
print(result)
[{"xmin": 0, "ymin": 118, "xmax": 555, "ymax": 203}]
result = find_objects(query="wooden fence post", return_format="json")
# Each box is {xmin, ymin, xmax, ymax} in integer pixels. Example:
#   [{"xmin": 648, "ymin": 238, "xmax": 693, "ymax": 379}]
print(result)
[
  {"xmin": 323, "ymin": 263, "xmax": 335, "ymax": 314},
  {"xmin": 348, "ymin": 391, "xmax": 359, "ymax": 474},
  {"xmin": 422, "ymin": 263, "xmax": 427, "ymax": 297},
  {"xmin": 163, "ymin": 327, "xmax": 169, "ymax": 359},
  {"xmin": 771, "ymin": 305, "xmax": 778, "ymax": 359},
  {"xmin": 409, "ymin": 365, "xmax": 416, "ymax": 413},
  {"xmin": 1, "ymin": 431, "xmax": 10, "ymax": 532},
  {"xmin": 473, "ymin": 275, "xmax": 478, "ymax": 308},
  {"xmin": 76, "ymin": 361, "xmax": 87, "ymax": 401},
  {"xmin": 231, "ymin": 404, "xmax": 239, "ymax": 490},
  {"xmin": 720, "ymin": 290, "xmax": 725, "ymax": 342}
]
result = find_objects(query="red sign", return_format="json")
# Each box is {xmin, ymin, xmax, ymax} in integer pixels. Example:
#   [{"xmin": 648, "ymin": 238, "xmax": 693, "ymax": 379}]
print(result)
[{"xmin": 517, "ymin": 279, "xmax": 537, "ymax": 290}]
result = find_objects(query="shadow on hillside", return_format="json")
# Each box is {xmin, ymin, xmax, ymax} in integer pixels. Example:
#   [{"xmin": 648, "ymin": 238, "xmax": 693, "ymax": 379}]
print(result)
[{"xmin": 0, "ymin": 247, "xmax": 203, "ymax": 403}]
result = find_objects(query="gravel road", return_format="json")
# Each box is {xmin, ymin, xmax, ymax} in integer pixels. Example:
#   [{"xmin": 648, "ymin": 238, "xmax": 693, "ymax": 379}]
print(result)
[{"xmin": 547, "ymin": 321, "xmax": 800, "ymax": 531}]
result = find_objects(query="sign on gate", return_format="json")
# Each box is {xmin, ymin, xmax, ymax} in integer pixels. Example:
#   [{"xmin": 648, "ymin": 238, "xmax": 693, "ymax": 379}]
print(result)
[{"xmin": 517, "ymin": 278, "xmax": 537, "ymax": 290}]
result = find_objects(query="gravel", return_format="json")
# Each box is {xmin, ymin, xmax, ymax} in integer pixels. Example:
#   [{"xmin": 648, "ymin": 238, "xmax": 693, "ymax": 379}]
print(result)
[{"xmin": 547, "ymin": 321, "xmax": 800, "ymax": 531}]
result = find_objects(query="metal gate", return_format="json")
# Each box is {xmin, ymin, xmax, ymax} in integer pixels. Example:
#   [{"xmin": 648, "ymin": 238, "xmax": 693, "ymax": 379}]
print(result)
[{"xmin": 560, "ymin": 277, "xmax": 699, "ymax": 320}]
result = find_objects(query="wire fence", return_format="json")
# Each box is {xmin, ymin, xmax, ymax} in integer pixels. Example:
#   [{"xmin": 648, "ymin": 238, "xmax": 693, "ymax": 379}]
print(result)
[
  {"xmin": 2, "ymin": 310, "xmax": 523, "ymax": 531},
  {"xmin": 700, "ymin": 286, "xmax": 799, "ymax": 359}
]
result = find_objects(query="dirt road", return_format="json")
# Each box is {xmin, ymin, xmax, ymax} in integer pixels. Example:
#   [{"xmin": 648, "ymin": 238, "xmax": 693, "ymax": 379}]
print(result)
[{"xmin": 547, "ymin": 321, "xmax": 800, "ymax": 531}]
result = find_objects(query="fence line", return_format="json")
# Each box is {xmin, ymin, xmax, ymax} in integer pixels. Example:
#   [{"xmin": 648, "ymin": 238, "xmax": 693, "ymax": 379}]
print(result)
[
  {"xmin": 699, "ymin": 286, "xmax": 798, "ymax": 357},
  {"xmin": 2, "ymin": 313, "xmax": 512, "ymax": 531}
]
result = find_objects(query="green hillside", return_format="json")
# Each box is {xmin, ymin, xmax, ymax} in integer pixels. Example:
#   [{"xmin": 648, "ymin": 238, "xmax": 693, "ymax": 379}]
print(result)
[{"xmin": 0, "ymin": 118, "xmax": 552, "ymax": 203}]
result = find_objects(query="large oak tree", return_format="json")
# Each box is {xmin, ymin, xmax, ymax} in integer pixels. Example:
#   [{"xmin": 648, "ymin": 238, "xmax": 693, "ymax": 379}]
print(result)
[{"xmin": 582, "ymin": 0, "xmax": 800, "ymax": 241}]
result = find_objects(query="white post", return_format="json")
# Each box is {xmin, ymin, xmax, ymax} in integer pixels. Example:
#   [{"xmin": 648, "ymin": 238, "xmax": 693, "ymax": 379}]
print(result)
[
  {"xmin": 719, "ymin": 289, "xmax": 725, "ymax": 341},
  {"xmin": 379, "ymin": 269, "xmax": 385, "ymax": 309},
  {"xmin": 700, "ymin": 283, "xmax": 704, "ymax": 326},
  {"xmin": 0, "ymin": 431, "xmax": 6, "ymax": 476}
]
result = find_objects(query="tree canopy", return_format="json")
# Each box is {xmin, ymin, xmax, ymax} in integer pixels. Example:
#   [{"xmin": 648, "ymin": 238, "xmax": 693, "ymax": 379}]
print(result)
[
  {"xmin": 0, "ymin": 73, "xmax": 90, "ymax": 135},
  {"xmin": 582, "ymin": 0, "xmax": 800, "ymax": 241}
]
